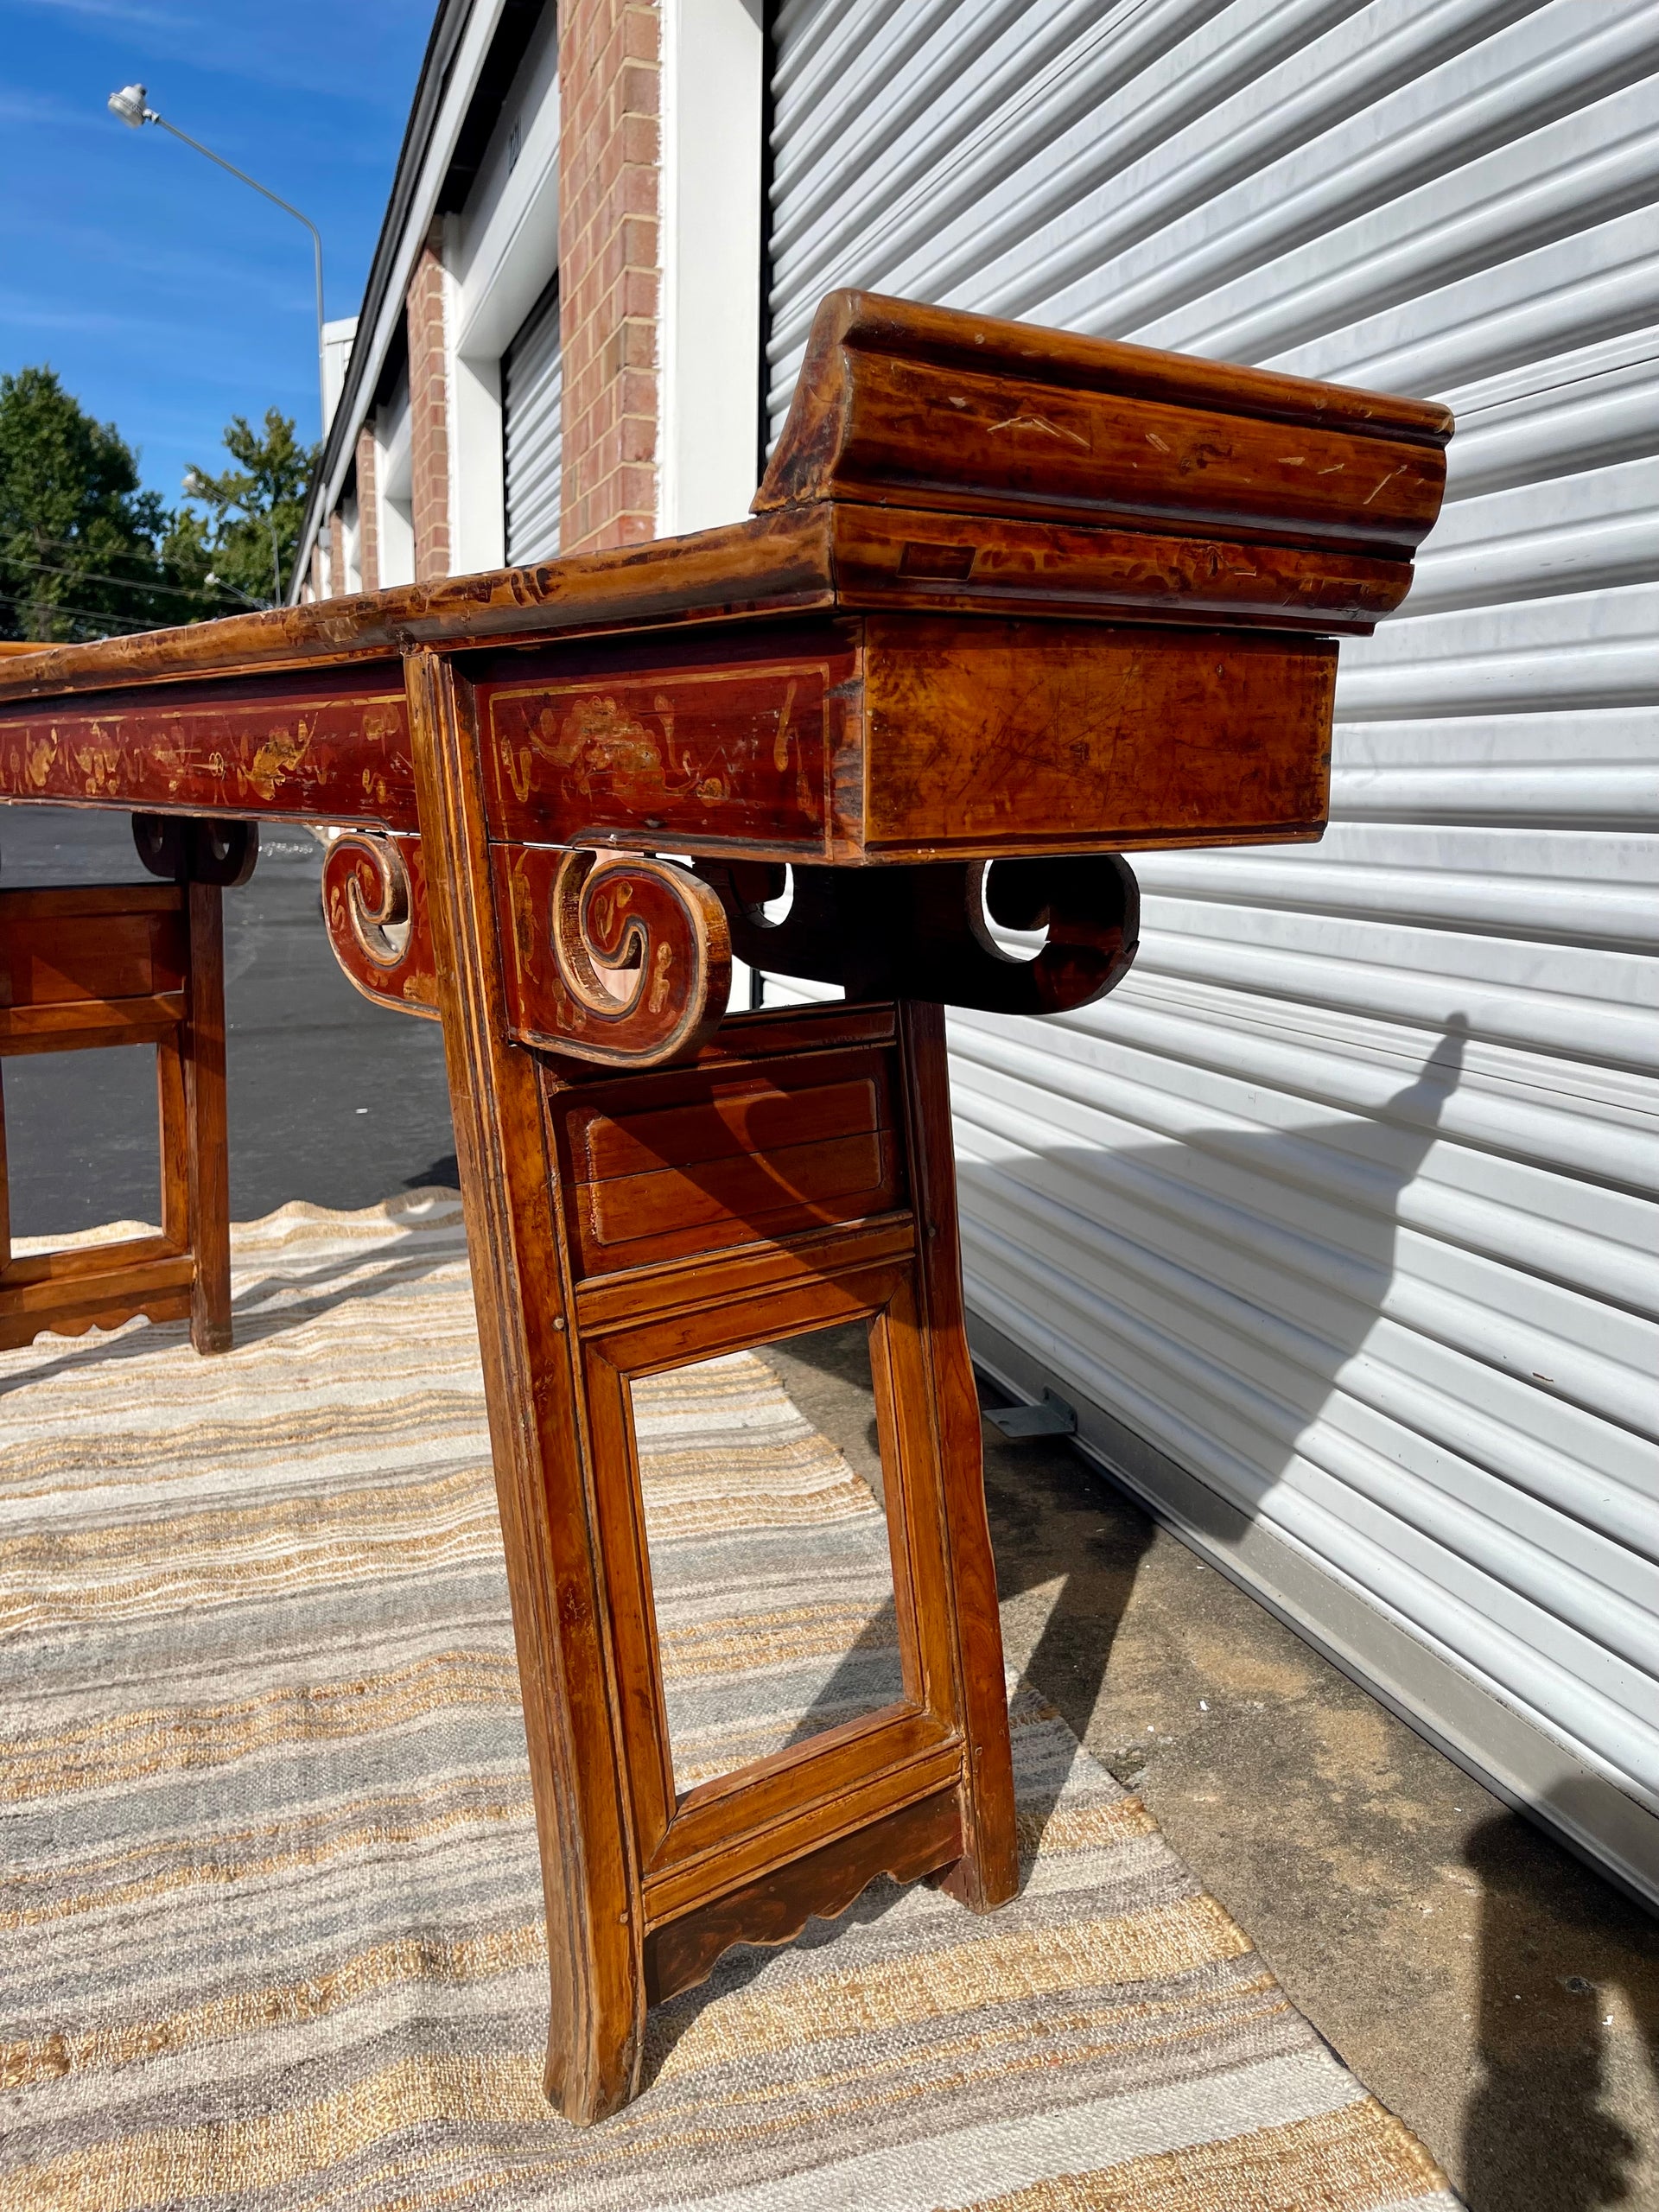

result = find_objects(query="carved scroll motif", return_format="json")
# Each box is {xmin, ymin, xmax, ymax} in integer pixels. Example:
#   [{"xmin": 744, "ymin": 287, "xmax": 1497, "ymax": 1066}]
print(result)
[
  {"xmin": 694, "ymin": 854, "xmax": 1140, "ymax": 1015},
  {"xmin": 321, "ymin": 831, "xmax": 440, "ymax": 1020},
  {"xmin": 132, "ymin": 812, "xmax": 259, "ymax": 887},
  {"xmin": 495, "ymin": 845, "xmax": 733, "ymax": 1069}
]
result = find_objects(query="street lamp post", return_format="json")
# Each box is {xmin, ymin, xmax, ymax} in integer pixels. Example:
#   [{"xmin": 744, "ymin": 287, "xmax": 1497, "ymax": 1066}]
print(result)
[{"xmin": 107, "ymin": 85, "xmax": 327, "ymax": 442}]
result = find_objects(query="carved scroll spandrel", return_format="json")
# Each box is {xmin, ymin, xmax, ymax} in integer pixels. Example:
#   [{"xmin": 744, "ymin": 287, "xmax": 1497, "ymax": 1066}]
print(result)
[
  {"xmin": 321, "ymin": 831, "xmax": 440, "ymax": 1020},
  {"xmin": 695, "ymin": 853, "xmax": 1139, "ymax": 1014},
  {"xmin": 497, "ymin": 846, "xmax": 733, "ymax": 1070},
  {"xmin": 133, "ymin": 812, "xmax": 259, "ymax": 887}
]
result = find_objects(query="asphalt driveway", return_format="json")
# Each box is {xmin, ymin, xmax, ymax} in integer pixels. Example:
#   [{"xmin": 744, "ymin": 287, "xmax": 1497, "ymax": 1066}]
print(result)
[{"xmin": 2, "ymin": 807, "xmax": 456, "ymax": 1239}]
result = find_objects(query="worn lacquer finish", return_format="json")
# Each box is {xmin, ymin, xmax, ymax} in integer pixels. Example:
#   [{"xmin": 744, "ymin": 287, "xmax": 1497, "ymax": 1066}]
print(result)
[
  {"xmin": 495, "ymin": 844, "xmax": 733, "ymax": 1065},
  {"xmin": 0, "ymin": 292, "xmax": 1450, "ymax": 2122},
  {"xmin": 0, "ymin": 672, "xmax": 414, "ymax": 829},
  {"xmin": 857, "ymin": 614, "xmax": 1336, "ymax": 856},
  {"xmin": 481, "ymin": 633, "xmax": 843, "ymax": 857},
  {"xmin": 321, "ymin": 830, "xmax": 440, "ymax": 1019},
  {"xmin": 758, "ymin": 291, "xmax": 1451, "ymax": 560}
]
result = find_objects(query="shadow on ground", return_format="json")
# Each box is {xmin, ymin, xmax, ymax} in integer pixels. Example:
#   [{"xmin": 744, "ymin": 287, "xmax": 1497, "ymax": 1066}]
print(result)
[{"xmin": 1460, "ymin": 1789, "xmax": 1659, "ymax": 2210}]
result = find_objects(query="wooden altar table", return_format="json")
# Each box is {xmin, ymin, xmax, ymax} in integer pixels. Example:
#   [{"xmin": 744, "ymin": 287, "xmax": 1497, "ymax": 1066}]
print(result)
[{"xmin": 0, "ymin": 292, "xmax": 1449, "ymax": 2122}]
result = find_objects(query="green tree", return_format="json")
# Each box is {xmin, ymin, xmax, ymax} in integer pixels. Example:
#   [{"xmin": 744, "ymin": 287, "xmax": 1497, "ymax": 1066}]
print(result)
[
  {"xmin": 0, "ymin": 366, "xmax": 202, "ymax": 642},
  {"xmin": 0, "ymin": 373, "xmax": 318, "ymax": 642},
  {"xmin": 174, "ymin": 410, "xmax": 317, "ymax": 610}
]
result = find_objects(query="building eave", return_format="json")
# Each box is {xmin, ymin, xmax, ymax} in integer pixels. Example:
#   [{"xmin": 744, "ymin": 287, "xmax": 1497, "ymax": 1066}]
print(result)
[{"xmin": 291, "ymin": 0, "xmax": 503, "ymax": 600}]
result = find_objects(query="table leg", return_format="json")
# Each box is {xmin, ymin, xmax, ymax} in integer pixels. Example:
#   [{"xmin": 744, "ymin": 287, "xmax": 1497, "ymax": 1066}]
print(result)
[
  {"xmin": 181, "ymin": 880, "xmax": 232, "ymax": 1354},
  {"xmin": 407, "ymin": 650, "xmax": 1016, "ymax": 2124},
  {"xmin": 410, "ymin": 650, "xmax": 645, "ymax": 2121}
]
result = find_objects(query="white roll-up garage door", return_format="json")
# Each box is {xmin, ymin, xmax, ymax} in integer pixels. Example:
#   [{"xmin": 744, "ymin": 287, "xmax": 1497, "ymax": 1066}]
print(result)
[
  {"xmin": 766, "ymin": 0, "xmax": 1659, "ymax": 1899},
  {"xmin": 503, "ymin": 282, "xmax": 563, "ymax": 565}
]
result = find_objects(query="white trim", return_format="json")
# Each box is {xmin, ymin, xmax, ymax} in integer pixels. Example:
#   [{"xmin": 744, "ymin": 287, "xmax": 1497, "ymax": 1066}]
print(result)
[
  {"xmin": 375, "ymin": 370, "xmax": 415, "ymax": 590},
  {"xmin": 444, "ymin": 10, "xmax": 563, "ymax": 577},
  {"xmin": 658, "ymin": 0, "xmax": 765, "ymax": 537},
  {"xmin": 448, "ymin": 347, "xmax": 506, "ymax": 575},
  {"xmin": 321, "ymin": 316, "xmax": 359, "ymax": 435},
  {"xmin": 312, "ymin": 0, "xmax": 509, "ymax": 532},
  {"xmin": 340, "ymin": 494, "xmax": 361, "ymax": 594},
  {"xmin": 452, "ymin": 12, "xmax": 562, "ymax": 362}
]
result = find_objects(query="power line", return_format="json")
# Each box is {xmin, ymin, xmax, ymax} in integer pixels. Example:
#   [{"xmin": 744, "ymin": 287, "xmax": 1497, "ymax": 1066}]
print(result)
[
  {"xmin": 0, "ymin": 594, "xmax": 172, "ymax": 637},
  {"xmin": 0, "ymin": 553, "xmax": 227, "ymax": 605}
]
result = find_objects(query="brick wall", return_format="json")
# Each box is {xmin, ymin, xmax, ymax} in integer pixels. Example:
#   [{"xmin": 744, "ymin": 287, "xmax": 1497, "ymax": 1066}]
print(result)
[
  {"xmin": 558, "ymin": 0, "xmax": 661, "ymax": 554},
  {"xmin": 355, "ymin": 426, "xmax": 379, "ymax": 594},
  {"xmin": 327, "ymin": 511, "xmax": 346, "ymax": 600},
  {"xmin": 406, "ymin": 225, "xmax": 453, "ymax": 581}
]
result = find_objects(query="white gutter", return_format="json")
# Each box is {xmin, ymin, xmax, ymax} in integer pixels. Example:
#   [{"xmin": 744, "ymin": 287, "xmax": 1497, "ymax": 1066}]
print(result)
[{"xmin": 292, "ymin": 0, "xmax": 508, "ymax": 595}]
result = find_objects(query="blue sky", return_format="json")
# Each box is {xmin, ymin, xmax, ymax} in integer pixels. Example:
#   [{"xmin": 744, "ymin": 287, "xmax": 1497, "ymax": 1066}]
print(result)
[{"xmin": 1, "ymin": 0, "xmax": 434, "ymax": 506}]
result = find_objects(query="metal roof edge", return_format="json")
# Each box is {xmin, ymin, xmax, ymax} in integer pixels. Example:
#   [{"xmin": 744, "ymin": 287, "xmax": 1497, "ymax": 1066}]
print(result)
[{"xmin": 290, "ymin": 0, "xmax": 492, "ymax": 599}]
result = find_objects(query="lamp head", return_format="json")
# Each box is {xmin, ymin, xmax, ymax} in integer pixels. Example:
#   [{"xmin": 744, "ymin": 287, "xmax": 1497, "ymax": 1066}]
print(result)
[{"xmin": 107, "ymin": 84, "xmax": 152, "ymax": 128}]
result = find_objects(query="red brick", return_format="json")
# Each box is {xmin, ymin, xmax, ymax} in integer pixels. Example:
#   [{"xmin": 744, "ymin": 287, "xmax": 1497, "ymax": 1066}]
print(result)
[
  {"xmin": 620, "ymin": 8, "xmax": 659, "ymax": 62},
  {"xmin": 618, "ymin": 63, "xmax": 658, "ymax": 115},
  {"xmin": 620, "ymin": 215, "xmax": 658, "ymax": 268},
  {"xmin": 354, "ymin": 429, "xmax": 379, "ymax": 594},
  {"xmin": 405, "ymin": 224, "xmax": 451, "ymax": 582},
  {"xmin": 620, "ymin": 112, "xmax": 659, "ymax": 168},
  {"xmin": 559, "ymin": 0, "xmax": 661, "ymax": 553}
]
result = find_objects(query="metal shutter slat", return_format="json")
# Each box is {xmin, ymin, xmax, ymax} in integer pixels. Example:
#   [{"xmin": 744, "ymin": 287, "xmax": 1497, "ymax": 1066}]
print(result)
[
  {"xmin": 767, "ymin": 0, "xmax": 1659, "ymax": 1893},
  {"xmin": 504, "ymin": 288, "xmax": 563, "ymax": 566}
]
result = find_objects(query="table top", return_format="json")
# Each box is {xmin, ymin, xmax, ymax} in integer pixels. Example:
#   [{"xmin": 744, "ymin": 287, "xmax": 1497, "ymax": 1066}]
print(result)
[{"xmin": 0, "ymin": 291, "xmax": 1450, "ymax": 868}]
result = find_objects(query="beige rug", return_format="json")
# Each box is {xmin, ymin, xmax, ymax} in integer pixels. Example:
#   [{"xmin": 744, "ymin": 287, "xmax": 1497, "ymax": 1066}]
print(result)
[{"xmin": 0, "ymin": 1194, "xmax": 1461, "ymax": 2210}]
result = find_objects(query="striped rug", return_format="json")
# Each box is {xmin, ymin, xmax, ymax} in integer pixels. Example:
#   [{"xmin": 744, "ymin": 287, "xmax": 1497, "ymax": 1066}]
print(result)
[{"xmin": 0, "ymin": 1194, "xmax": 1461, "ymax": 2211}]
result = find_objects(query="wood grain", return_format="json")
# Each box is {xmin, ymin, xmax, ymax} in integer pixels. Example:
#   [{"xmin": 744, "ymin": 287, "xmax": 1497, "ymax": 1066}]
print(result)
[
  {"xmin": 0, "ymin": 296, "xmax": 1447, "ymax": 732},
  {"xmin": 759, "ymin": 289, "xmax": 1452, "ymax": 556},
  {"xmin": 495, "ymin": 843, "xmax": 732, "ymax": 1067},
  {"xmin": 0, "ymin": 671, "xmax": 412, "ymax": 827},
  {"xmin": 645, "ymin": 1787, "xmax": 962, "ymax": 2005},
  {"xmin": 569, "ymin": 1214, "xmax": 917, "ymax": 1337},
  {"xmin": 481, "ymin": 632, "xmax": 843, "ymax": 855},
  {"xmin": 182, "ymin": 882, "xmax": 232, "ymax": 1354},
  {"xmin": 559, "ymin": 1004, "xmax": 1014, "ymax": 2019},
  {"xmin": 0, "ymin": 887, "xmax": 185, "ymax": 1007},
  {"xmin": 405, "ymin": 649, "xmax": 645, "ymax": 2125},
  {"xmin": 855, "ymin": 613, "xmax": 1335, "ymax": 857},
  {"xmin": 898, "ymin": 1001, "xmax": 1019, "ymax": 1907},
  {"xmin": 827, "ymin": 500, "xmax": 1421, "ymax": 633}
]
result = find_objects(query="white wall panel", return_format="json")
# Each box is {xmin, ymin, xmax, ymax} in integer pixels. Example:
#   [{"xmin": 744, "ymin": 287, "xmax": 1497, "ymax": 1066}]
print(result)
[{"xmin": 766, "ymin": 0, "xmax": 1659, "ymax": 1894}]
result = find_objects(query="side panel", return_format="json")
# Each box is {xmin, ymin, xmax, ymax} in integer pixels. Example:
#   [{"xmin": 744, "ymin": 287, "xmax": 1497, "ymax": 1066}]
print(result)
[
  {"xmin": 859, "ymin": 613, "xmax": 1334, "ymax": 855},
  {"xmin": 473, "ymin": 621, "xmax": 855, "ymax": 858},
  {"xmin": 0, "ymin": 670, "xmax": 415, "ymax": 827}
]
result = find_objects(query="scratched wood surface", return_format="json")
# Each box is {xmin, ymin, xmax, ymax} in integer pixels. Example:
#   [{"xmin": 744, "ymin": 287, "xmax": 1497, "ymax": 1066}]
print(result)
[{"xmin": 756, "ymin": 291, "xmax": 1451, "ymax": 556}]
